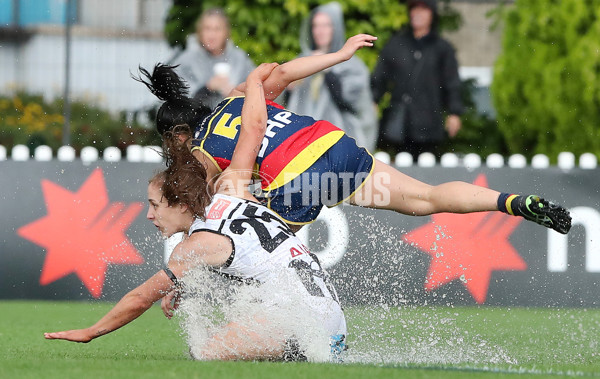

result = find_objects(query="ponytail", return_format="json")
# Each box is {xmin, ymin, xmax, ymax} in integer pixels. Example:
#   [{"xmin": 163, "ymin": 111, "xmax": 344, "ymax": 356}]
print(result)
[{"xmin": 134, "ymin": 64, "xmax": 212, "ymax": 135}]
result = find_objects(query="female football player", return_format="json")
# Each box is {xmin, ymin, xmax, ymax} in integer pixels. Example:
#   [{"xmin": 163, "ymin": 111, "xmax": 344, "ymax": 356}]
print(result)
[
  {"xmin": 45, "ymin": 63, "xmax": 346, "ymax": 362},
  {"xmin": 137, "ymin": 34, "xmax": 571, "ymax": 235}
]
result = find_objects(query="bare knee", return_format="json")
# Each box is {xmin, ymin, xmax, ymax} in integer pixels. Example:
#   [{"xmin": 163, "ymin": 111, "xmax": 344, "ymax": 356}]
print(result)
[{"xmin": 193, "ymin": 321, "xmax": 285, "ymax": 361}]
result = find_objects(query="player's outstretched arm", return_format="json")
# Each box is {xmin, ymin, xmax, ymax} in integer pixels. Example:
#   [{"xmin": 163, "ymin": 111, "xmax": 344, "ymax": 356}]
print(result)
[
  {"xmin": 44, "ymin": 269, "xmax": 177, "ymax": 342},
  {"xmin": 230, "ymin": 34, "xmax": 377, "ymax": 99}
]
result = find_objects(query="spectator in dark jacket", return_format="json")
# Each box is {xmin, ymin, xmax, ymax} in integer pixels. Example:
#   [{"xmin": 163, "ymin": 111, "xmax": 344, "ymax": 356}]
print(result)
[{"xmin": 371, "ymin": 0, "xmax": 464, "ymax": 159}]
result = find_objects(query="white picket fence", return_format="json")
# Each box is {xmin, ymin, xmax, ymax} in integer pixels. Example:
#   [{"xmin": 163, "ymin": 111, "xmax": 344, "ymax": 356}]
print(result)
[
  {"xmin": 0, "ymin": 144, "xmax": 598, "ymax": 169},
  {"xmin": 1, "ymin": 144, "xmax": 163, "ymax": 164}
]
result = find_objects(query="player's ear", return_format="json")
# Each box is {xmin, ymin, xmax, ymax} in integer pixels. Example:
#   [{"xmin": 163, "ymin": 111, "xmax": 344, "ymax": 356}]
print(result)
[
  {"xmin": 172, "ymin": 124, "xmax": 191, "ymax": 145},
  {"xmin": 178, "ymin": 203, "xmax": 190, "ymax": 214}
]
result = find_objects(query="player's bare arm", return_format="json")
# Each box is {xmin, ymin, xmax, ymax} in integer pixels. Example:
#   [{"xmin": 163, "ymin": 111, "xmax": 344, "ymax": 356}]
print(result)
[
  {"xmin": 44, "ymin": 267, "xmax": 181, "ymax": 342},
  {"xmin": 218, "ymin": 63, "xmax": 271, "ymax": 200},
  {"xmin": 44, "ymin": 227, "xmax": 236, "ymax": 341},
  {"xmin": 230, "ymin": 34, "xmax": 377, "ymax": 99}
]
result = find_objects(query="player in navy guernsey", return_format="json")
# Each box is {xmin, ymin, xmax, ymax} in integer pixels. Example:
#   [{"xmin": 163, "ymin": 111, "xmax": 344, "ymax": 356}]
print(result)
[
  {"xmin": 192, "ymin": 96, "xmax": 348, "ymax": 200},
  {"xmin": 137, "ymin": 34, "xmax": 571, "ymax": 235},
  {"xmin": 46, "ymin": 63, "xmax": 346, "ymax": 362}
]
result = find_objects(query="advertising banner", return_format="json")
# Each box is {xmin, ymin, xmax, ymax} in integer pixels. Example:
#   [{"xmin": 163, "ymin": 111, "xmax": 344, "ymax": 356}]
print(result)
[{"xmin": 1, "ymin": 161, "xmax": 598, "ymax": 307}]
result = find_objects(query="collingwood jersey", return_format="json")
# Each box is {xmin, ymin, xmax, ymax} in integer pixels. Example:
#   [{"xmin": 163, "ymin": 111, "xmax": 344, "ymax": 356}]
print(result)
[
  {"xmin": 188, "ymin": 194, "xmax": 339, "ymax": 302},
  {"xmin": 190, "ymin": 97, "xmax": 345, "ymax": 192}
]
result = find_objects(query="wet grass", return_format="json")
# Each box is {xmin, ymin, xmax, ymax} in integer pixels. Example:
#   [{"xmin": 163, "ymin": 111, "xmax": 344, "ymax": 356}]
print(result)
[{"xmin": 1, "ymin": 300, "xmax": 599, "ymax": 378}]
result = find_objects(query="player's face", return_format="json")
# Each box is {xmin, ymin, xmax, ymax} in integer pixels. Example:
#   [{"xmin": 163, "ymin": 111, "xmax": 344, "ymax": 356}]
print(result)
[
  {"xmin": 198, "ymin": 15, "xmax": 229, "ymax": 56},
  {"xmin": 410, "ymin": 3, "xmax": 433, "ymax": 31},
  {"xmin": 312, "ymin": 12, "xmax": 334, "ymax": 51},
  {"xmin": 146, "ymin": 182, "xmax": 188, "ymax": 237}
]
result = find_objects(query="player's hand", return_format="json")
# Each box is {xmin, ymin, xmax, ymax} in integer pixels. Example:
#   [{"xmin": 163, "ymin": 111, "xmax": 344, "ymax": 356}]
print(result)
[
  {"xmin": 249, "ymin": 62, "xmax": 279, "ymax": 82},
  {"xmin": 161, "ymin": 290, "xmax": 181, "ymax": 319},
  {"xmin": 513, "ymin": 195, "xmax": 572, "ymax": 234},
  {"xmin": 338, "ymin": 34, "xmax": 377, "ymax": 61},
  {"xmin": 44, "ymin": 328, "xmax": 93, "ymax": 343}
]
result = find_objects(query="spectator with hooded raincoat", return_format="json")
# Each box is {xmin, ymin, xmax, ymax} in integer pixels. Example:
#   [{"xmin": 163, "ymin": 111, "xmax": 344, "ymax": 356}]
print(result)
[{"xmin": 285, "ymin": 2, "xmax": 377, "ymax": 151}]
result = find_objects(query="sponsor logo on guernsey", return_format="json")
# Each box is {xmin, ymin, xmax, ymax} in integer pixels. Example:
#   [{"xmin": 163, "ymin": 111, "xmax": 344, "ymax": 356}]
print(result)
[{"xmin": 207, "ymin": 198, "xmax": 232, "ymax": 219}]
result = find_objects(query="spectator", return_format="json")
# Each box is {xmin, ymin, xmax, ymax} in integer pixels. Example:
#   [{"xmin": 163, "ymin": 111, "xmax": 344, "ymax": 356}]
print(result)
[
  {"xmin": 173, "ymin": 8, "xmax": 255, "ymax": 109},
  {"xmin": 371, "ymin": 0, "xmax": 464, "ymax": 159},
  {"xmin": 285, "ymin": 2, "xmax": 377, "ymax": 151}
]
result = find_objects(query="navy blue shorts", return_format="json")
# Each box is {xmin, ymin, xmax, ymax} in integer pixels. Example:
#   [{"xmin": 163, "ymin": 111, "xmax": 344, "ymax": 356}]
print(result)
[{"xmin": 261, "ymin": 134, "xmax": 374, "ymax": 225}]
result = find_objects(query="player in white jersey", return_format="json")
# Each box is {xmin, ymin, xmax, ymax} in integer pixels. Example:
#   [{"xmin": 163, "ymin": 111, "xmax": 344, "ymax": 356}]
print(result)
[
  {"xmin": 45, "ymin": 62, "xmax": 345, "ymax": 361},
  {"xmin": 184, "ymin": 192, "xmax": 346, "ymax": 360}
]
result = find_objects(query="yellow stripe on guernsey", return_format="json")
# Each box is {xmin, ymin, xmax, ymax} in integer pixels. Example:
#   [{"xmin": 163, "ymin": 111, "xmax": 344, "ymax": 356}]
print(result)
[
  {"xmin": 190, "ymin": 97, "xmax": 242, "ymax": 173},
  {"xmin": 190, "ymin": 145, "xmax": 261, "ymax": 177},
  {"xmin": 505, "ymin": 194, "xmax": 519, "ymax": 215},
  {"xmin": 190, "ymin": 145, "xmax": 223, "ymax": 172},
  {"xmin": 263, "ymin": 130, "xmax": 345, "ymax": 192}
]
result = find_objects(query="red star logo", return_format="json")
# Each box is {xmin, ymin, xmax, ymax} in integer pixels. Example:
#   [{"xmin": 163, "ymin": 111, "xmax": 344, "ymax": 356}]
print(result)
[
  {"xmin": 17, "ymin": 168, "xmax": 144, "ymax": 298},
  {"xmin": 403, "ymin": 174, "xmax": 527, "ymax": 304}
]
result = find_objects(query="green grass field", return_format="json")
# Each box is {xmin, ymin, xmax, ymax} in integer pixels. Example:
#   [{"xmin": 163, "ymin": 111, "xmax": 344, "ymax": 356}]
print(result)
[{"xmin": 1, "ymin": 300, "xmax": 599, "ymax": 378}]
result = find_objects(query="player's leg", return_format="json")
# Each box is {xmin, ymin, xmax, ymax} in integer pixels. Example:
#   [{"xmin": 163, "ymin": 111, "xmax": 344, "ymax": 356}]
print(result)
[
  {"xmin": 349, "ymin": 159, "xmax": 499, "ymax": 216},
  {"xmin": 348, "ymin": 159, "xmax": 571, "ymax": 234},
  {"xmin": 324, "ymin": 135, "xmax": 499, "ymax": 216},
  {"xmin": 195, "ymin": 319, "xmax": 286, "ymax": 361}
]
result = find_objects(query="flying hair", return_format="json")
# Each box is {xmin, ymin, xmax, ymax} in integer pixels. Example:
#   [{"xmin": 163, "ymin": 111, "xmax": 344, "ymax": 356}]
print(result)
[
  {"xmin": 133, "ymin": 63, "xmax": 190, "ymax": 102},
  {"xmin": 133, "ymin": 64, "xmax": 213, "ymax": 136}
]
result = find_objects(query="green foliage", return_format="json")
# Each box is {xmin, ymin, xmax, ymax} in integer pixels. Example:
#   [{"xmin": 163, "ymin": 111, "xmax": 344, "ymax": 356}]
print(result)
[
  {"xmin": 492, "ymin": 0, "xmax": 600, "ymax": 159},
  {"xmin": 0, "ymin": 92, "xmax": 161, "ymax": 155},
  {"xmin": 165, "ymin": 0, "xmax": 461, "ymax": 70}
]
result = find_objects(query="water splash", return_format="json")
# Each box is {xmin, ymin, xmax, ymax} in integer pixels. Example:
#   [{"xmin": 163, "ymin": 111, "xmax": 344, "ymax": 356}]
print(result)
[
  {"xmin": 343, "ymin": 305, "xmax": 515, "ymax": 366},
  {"xmin": 176, "ymin": 265, "xmax": 333, "ymax": 362},
  {"xmin": 172, "ymin": 264, "xmax": 517, "ymax": 366}
]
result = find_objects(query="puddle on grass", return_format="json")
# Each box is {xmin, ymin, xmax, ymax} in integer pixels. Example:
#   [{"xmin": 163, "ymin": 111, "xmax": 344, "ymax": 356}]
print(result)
[
  {"xmin": 173, "ymin": 265, "xmax": 516, "ymax": 366},
  {"xmin": 342, "ymin": 305, "xmax": 515, "ymax": 366}
]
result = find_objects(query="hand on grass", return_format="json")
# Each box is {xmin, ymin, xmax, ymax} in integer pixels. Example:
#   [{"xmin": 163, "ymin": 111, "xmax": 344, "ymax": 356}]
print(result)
[
  {"xmin": 161, "ymin": 290, "xmax": 181, "ymax": 319},
  {"xmin": 44, "ymin": 328, "xmax": 93, "ymax": 343}
]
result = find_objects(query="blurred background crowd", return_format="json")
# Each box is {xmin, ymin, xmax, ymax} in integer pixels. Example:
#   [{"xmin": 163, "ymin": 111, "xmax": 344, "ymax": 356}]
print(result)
[{"xmin": 1, "ymin": 0, "xmax": 599, "ymax": 162}]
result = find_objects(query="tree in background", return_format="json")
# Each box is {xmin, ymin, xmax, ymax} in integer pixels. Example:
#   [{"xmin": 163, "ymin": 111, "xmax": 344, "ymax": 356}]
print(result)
[
  {"xmin": 493, "ymin": 0, "xmax": 600, "ymax": 159},
  {"xmin": 443, "ymin": 79, "xmax": 509, "ymax": 157}
]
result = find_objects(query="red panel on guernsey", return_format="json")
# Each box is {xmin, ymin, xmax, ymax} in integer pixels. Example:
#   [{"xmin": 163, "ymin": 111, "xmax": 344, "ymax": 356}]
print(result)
[
  {"xmin": 259, "ymin": 120, "xmax": 342, "ymax": 186},
  {"xmin": 214, "ymin": 156, "xmax": 231, "ymax": 171},
  {"xmin": 266, "ymin": 99, "xmax": 284, "ymax": 109}
]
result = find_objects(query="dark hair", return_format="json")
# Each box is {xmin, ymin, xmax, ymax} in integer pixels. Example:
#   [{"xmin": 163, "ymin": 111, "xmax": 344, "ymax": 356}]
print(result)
[
  {"xmin": 134, "ymin": 64, "xmax": 212, "ymax": 135},
  {"xmin": 150, "ymin": 124, "xmax": 212, "ymax": 220}
]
